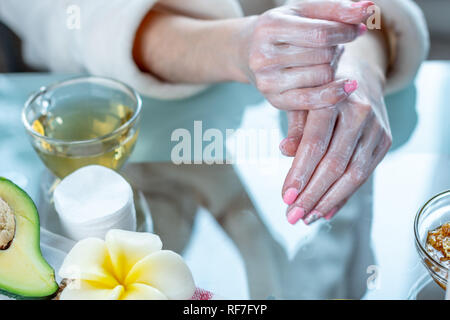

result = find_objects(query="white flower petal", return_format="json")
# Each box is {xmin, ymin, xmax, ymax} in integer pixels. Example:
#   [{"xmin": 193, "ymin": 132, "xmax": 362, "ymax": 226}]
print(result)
[
  {"xmin": 120, "ymin": 283, "xmax": 168, "ymax": 300},
  {"xmin": 125, "ymin": 251, "xmax": 195, "ymax": 300},
  {"xmin": 59, "ymin": 281, "xmax": 124, "ymax": 300},
  {"xmin": 105, "ymin": 230, "xmax": 163, "ymax": 281},
  {"xmin": 59, "ymin": 238, "xmax": 117, "ymax": 286}
]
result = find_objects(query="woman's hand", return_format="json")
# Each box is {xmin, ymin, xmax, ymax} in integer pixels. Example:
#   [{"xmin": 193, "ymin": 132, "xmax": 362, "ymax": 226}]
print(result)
[
  {"xmin": 238, "ymin": 0, "xmax": 374, "ymax": 111},
  {"xmin": 282, "ymin": 60, "xmax": 392, "ymax": 225}
]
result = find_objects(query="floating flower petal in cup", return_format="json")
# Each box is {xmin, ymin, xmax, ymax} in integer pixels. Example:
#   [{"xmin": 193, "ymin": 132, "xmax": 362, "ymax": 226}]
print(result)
[{"xmin": 58, "ymin": 229, "xmax": 195, "ymax": 300}]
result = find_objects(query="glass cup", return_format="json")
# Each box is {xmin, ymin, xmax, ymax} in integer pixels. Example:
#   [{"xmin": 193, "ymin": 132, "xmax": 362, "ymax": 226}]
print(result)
[
  {"xmin": 414, "ymin": 190, "xmax": 450, "ymax": 291},
  {"xmin": 22, "ymin": 76, "xmax": 142, "ymax": 180}
]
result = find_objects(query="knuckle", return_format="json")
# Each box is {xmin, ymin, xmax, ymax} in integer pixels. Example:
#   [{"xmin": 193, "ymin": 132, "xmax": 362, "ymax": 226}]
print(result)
[
  {"xmin": 371, "ymin": 121, "xmax": 382, "ymax": 134},
  {"xmin": 267, "ymin": 95, "xmax": 284, "ymax": 109},
  {"xmin": 357, "ymin": 103, "xmax": 372, "ymax": 114},
  {"xmin": 327, "ymin": 89, "xmax": 344, "ymax": 105},
  {"xmin": 353, "ymin": 103, "xmax": 373, "ymax": 123},
  {"xmin": 311, "ymin": 65, "xmax": 334, "ymax": 88},
  {"xmin": 308, "ymin": 139, "xmax": 327, "ymax": 156},
  {"xmin": 262, "ymin": 10, "xmax": 279, "ymax": 23},
  {"xmin": 315, "ymin": 29, "xmax": 332, "ymax": 46},
  {"xmin": 258, "ymin": 10, "xmax": 283, "ymax": 30},
  {"xmin": 324, "ymin": 47, "xmax": 336, "ymax": 62},
  {"xmin": 248, "ymin": 51, "xmax": 269, "ymax": 72},
  {"xmin": 295, "ymin": 91, "xmax": 310, "ymax": 107},
  {"xmin": 372, "ymin": 130, "xmax": 393, "ymax": 158},
  {"xmin": 325, "ymin": 156, "xmax": 347, "ymax": 178},
  {"xmin": 384, "ymin": 134, "xmax": 393, "ymax": 150},
  {"xmin": 321, "ymin": 64, "xmax": 334, "ymax": 83},
  {"xmin": 253, "ymin": 24, "xmax": 270, "ymax": 41},
  {"xmin": 254, "ymin": 76, "xmax": 272, "ymax": 94},
  {"xmin": 346, "ymin": 25, "xmax": 358, "ymax": 40},
  {"xmin": 349, "ymin": 165, "xmax": 368, "ymax": 185}
]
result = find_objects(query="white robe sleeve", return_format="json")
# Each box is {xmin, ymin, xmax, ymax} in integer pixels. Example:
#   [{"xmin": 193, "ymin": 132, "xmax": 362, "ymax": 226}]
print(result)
[
  {"xmin": 0, "ymin": 0, "xmax": 243, "ymax": 100},
  {"xmin": 372, "ymin": 0, "xmax": 429, "ymax": 94}
]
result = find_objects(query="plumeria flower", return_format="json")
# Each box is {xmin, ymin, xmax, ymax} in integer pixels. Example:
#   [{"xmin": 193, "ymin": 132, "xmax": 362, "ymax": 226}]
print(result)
[{"xmin": 58, "ymin": 229, "xmax": 195, "ymax": 300}]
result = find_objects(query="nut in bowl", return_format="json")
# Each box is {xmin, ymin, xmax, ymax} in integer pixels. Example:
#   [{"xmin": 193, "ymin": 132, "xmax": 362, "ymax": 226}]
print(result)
[{"xmin": 414, "ymin": 190, "xmax": 450, "ymax": 291}]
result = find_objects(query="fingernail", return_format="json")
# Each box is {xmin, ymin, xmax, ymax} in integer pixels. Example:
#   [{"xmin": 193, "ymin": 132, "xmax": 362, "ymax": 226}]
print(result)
[
  {"xmin": 283, "ymin": 188, "xmax": 299, "ymax": 205},
  {"xmin": 358, "ymin": 24, "xmax": 368, "ymax": 36},
  {"xmin": 287, "ymin": 207, "xmax": 306, "ymax": 225},
  {"xmin": 344, "ymin": 80, "xmax": 358, "ymax": 94},
  {"xmin": 351, "ymin": 1, "xmax": 374, "ymax": 8},
  {"xmin": 325, "ymin": 207, "xmax": 339, "ymax": 221},
  {"xmin": 279, "ymin": 138, "xmax": 289, "ymax": 155},
  {"xmin": 279, "ymin": 138, "xmax": 293, "ymax": 155},
  {"xmin": 304, "ymin": 210, "xmax": 323, "ymax": 225}
]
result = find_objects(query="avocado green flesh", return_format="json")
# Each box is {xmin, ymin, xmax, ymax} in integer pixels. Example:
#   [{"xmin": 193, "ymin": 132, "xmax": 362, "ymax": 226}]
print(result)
[{"xmin": 0, "ymin": 178, "xmax": 59, "ymax": 298}]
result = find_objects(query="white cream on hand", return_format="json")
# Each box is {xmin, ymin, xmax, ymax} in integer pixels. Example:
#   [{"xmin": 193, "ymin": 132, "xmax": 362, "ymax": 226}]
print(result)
[{"xmin": 54, "ymin": 165, "xmax": 136, "ymax": 241}]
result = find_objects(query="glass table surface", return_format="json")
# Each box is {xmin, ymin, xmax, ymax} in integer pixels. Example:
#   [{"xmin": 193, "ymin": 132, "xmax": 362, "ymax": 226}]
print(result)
[{"xmin": 1, "ymin": 61, "xmax": 449, "ymax": 299}]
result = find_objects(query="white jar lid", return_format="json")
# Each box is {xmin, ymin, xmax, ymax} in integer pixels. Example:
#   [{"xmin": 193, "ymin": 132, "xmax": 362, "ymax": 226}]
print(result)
[{"xmin": 54, "ymin": 165, "xmax": 136, "ymax": 241}]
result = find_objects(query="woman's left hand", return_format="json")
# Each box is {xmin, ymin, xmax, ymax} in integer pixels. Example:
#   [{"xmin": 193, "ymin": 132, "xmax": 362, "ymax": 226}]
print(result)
[{"xmin": 281, "ymin": 60, "xmax": 392, "ymax": 225}]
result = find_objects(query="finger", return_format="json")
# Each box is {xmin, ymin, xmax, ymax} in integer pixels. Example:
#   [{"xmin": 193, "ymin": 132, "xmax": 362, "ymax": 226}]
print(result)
[
  {"xmin": 330, "ymin": 44, "xmax": 345, "ymax": 71},
  {"xmin": 258, "ymin": 64, "xmax": 335, "ymax": 94},
  {"xmin": 259, "ymin": 46, "xmax": 344, "ymax": 94},
  {"xmin": 310, "ymin": 123, "xmax": 388, "ymax": 221},
  {"xmin": 282, "ymin": 108, "xmax": 338, "ymax": 207},
  {"xmin": 324, "ymin": 197, "xmax": 349, "ymax": 221},
  {"xmin": 270, "ymin": 17, "xmax": 365, "ymax": 48},
  {"xmin": 291, "ymin": 0, "xmax": 374, "ymax": 25},
  {"xmin": 300, "ymin": 195, "xmax": 350, "ymax": 224},
  {"xmin": 280, "ymin": 111, "xmax": 308, "ymax": 157},
  {"xmin": 290, "ymin": 105, "xmax": 371, "ymax": 218},
  {"xmin": 260, "ymin": 46, "xmax": 339, "ymax": 70},
  {"xmin": 270, "ymin": 78, "xmax": 358, "ymax": 111},
  {"xmin": 372, "ymin": 131, "xmax": 393, "ymax": 161}
]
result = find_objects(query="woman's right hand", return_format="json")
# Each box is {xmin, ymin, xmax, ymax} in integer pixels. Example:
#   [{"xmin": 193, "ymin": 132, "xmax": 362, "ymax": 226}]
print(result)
[{"xmin": 237, "ymin": 0, "xmax": 374, "ymax": 111}]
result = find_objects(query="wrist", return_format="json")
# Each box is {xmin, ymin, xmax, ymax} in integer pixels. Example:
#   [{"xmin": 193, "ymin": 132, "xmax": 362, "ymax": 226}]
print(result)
[
  {"xmin": 338, "ymin": 32, "xmax": 388, "ymax": 89},
  {"xmin": 339, "ymin": 59, "xmax": 385, "ymax": 84},
  {"xmin": 227, "ymin": 16, "xmax": 258, "ymax": 83}
]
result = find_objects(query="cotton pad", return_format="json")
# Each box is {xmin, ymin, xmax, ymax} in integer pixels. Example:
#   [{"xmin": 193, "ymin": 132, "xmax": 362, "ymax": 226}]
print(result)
[{"xmin": 54, "ymin": 165, "xmax": 136, "ymax": 241}]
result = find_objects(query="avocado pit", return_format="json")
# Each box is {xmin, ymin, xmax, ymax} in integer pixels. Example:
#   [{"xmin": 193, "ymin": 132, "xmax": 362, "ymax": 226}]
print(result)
[{"xmin": 0, "ymin": 197, "xmax": 15, "ymax": 250}]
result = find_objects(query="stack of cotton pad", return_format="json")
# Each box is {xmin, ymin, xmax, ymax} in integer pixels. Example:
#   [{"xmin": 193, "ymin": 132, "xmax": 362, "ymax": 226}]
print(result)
[{"xmin": 54, "ymin": 165, "xmax": 136, "ymax": 241}]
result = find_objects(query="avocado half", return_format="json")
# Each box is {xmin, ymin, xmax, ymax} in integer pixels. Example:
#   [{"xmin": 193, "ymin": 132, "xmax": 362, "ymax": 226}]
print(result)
[{"xmin": 0, "ymin": 177, "xmax": 59, "ymax": 299}]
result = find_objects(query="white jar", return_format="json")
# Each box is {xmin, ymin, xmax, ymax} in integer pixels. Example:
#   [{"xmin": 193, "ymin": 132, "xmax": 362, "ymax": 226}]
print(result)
[{"xmin": 54, "ymin": 165, "xmax": 136, "ymax": 241}]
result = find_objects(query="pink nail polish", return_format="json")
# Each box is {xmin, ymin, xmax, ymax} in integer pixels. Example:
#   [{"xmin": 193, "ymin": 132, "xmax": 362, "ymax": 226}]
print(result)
[
  {"xmin": 283, "ymin": 188, "xmax": 299, "ymax": 205},
  {"xmin": 358, "ymin": 24, "xmax": 368, "ymax": 36},
  {"xmin": 344, "ymin": 80, "xmax": 358, "ymax": 94},
  {"xmin": 287, "ymin": 207, "xmax": 306, "ymax": 225},
  {"xmin": 325, "ymin": 207, "xmax": 339, "ymax": 221},
  {"xmin": 304, "ymin": 210, "xmax": 323, "ymax": 225},
  {"xmin": 351, "ymin": 1, "xmax": 374, "ymax": 8}
]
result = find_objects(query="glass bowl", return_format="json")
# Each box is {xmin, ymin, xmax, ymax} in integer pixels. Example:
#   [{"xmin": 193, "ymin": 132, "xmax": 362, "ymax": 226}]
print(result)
[{"xmin": 414, "ymin": 190, "xmax": 450, "ymax": 291}]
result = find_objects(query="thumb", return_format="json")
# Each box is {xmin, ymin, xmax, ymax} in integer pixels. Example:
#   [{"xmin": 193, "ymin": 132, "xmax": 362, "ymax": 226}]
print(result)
[
  {"xmin": 292, "ymin": 0, "xmax": 374, "ymax": 25},
  {"xmin": 280, "ymin": 111, "xmax": 307, "ymax": 157}
]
